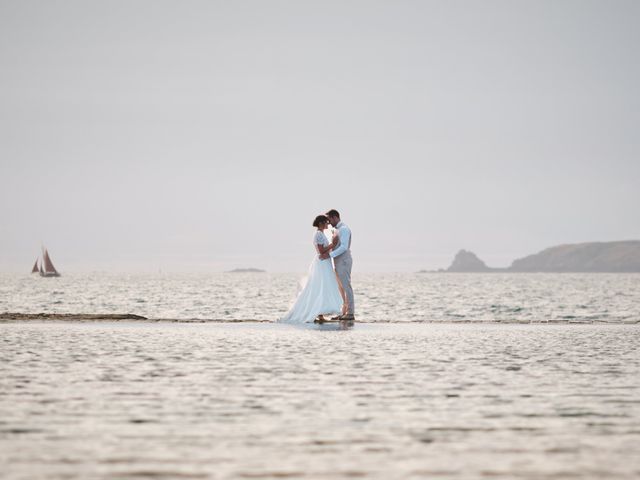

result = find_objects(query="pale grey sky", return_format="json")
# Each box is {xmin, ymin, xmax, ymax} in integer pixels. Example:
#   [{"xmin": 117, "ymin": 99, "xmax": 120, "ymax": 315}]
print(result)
[{"xmin": 1, "ymin": 0, "xmax": 639, "ymax": 273}]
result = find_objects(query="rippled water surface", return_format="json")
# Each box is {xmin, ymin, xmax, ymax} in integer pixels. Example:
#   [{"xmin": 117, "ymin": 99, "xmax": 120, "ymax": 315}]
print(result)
[
  {"xmin": 1, "ymin": 272, "xmax": 639, "ymax": 322},
  {"xmin": 1, "ymin": 322, "xmax": 639, "ymax": 479}
]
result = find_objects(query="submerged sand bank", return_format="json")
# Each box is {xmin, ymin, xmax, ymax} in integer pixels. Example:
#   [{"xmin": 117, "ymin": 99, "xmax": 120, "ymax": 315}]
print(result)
[
  {"xmin": 0, "ymin": 313, "xmax": 149, "ymax": 322},
  {"xmin": 0, "ymin": 313, "xmax": 273, "ymax": 323}
]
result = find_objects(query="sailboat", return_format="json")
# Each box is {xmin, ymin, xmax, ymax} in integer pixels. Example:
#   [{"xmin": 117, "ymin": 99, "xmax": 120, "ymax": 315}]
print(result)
[{"xmin": 31, "ymin": 247, "xmax": 61, "ymax": 277}]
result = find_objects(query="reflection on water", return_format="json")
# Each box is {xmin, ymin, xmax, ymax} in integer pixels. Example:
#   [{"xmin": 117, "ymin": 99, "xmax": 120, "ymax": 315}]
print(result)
[{"xmin": 1, "ymin": 322, "xmax": 639, "ymax": 479}]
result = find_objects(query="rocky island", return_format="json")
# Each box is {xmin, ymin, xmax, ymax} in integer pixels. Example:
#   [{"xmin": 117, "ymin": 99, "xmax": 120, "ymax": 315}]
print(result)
[
  {"xmin": 445, "ymin": 249, "xmax": 494, "ymax": 272},
  {"xmin": 425, "ymin": 240, "xmax": 640, "ymax": 273}
]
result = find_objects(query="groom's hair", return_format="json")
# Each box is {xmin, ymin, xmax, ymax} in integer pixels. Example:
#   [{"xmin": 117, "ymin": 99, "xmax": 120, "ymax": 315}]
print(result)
[{"xmin": 326, "ymin": 209, "xmax": 340, "ymax": 218}]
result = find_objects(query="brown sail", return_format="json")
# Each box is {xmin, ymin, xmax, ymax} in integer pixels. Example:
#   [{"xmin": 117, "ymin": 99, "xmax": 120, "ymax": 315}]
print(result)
[
  {"xmin": 41, "ymin": 248, "xmax": 61, "ymax": 277},
  {"xmin": 31, "ymin": 259, "xmax": 39, "ymax": 273},
  {"xmin": 43, "ymin": 249, "xmax": 58, "ymax": 274}
]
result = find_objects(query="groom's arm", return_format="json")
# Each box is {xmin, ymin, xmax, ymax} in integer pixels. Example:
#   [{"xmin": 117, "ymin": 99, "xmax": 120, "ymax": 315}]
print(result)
[{"xmin": 330, "ymin": 227, "xmax": 350, "ymax": 258}]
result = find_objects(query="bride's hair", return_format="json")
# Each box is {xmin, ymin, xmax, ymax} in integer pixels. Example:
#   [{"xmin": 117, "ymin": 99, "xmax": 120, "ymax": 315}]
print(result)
[{"xmin": 313, "ymin": 215, "xmax": 328, "ymax": 228}]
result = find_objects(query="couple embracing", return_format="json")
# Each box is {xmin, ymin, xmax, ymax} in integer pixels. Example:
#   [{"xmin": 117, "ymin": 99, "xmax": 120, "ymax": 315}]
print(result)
[{"xmin": 280, "ymin": 209, "xmax": 355, "ymax": 324}]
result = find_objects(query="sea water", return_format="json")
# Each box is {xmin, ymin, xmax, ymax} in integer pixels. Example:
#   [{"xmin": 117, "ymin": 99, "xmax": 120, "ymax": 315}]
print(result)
[
  {"xmin": 1, "ymin": 322, "xmax": 639, "ymax": 479},
  {"xmin": 1, "ymin": 272, "xmax": 639, "ymax": 323},
  {"xmin": 2, "ymin": 273, "xmax": 640, "ymax": 479}
]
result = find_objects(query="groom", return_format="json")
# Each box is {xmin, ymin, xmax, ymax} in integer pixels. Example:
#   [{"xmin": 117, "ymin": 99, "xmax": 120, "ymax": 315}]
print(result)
[{"xmin": 321, "ymin": 209, "xmax": 354, "ymax": 321}]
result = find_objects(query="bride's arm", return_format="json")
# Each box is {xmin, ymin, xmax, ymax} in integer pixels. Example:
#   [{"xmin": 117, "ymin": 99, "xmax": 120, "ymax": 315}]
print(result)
[{"xmin": 316, "ymin": 243, "xmax": 333, "ymax": 255}]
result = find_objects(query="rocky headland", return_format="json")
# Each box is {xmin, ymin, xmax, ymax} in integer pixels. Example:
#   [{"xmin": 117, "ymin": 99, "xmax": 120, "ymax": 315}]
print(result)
[{"xmin": 425, "ymin": 240, "xmax": 640, "ymax": 273}]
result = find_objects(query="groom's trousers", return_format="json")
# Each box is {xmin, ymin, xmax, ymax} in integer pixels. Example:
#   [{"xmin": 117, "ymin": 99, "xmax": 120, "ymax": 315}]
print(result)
[{"xmin": 334, "ymin": 252, "xmax": 354, "ymax": 315}]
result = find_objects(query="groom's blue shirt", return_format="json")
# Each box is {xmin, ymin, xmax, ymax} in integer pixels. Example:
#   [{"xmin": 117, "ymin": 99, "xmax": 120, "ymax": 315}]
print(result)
[{"xmin": 330, "ymin": 222, "xmax": 352, "ymax": 258}]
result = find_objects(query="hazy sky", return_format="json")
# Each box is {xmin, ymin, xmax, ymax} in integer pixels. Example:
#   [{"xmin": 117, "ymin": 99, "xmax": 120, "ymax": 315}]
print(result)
[{"xmin": 1, "ymin": 0, "xmax": 639, "ymax": 273}]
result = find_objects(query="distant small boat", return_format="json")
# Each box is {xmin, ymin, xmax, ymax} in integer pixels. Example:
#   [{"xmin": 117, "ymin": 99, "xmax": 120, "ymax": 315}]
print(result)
[{"xmin": 31, "ymin": 247, "xmax": 61, "ymax": 277}]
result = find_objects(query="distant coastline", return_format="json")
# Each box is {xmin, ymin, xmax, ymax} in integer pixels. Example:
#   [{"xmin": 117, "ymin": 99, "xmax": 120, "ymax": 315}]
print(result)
[
  {"xmin": 420, "ymin": 240, "xmax": 640, "ymax": 273},
  {"xmin": 227, "ymin": 268, "xmax": 266, "ymax": 273}
]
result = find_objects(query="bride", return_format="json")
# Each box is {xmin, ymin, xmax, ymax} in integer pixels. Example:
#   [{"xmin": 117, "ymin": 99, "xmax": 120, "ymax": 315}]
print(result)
[{"xmin": 280, "ymin": 215, "xmax": 343, "ymax": 323}]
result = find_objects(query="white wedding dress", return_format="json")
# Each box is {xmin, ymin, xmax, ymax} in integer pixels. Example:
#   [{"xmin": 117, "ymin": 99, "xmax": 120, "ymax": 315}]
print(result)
[{"xmin": 280, "ymin": 231, "xmax": 343, "ymax": 323}]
